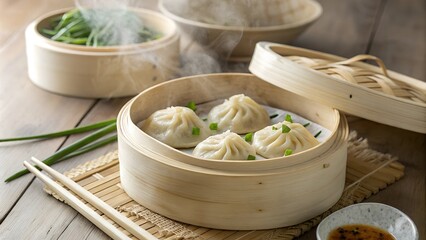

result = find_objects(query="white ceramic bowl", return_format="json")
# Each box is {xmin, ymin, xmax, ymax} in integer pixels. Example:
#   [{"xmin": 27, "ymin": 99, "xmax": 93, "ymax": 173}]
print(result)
[
  {"xmin": 316, "ymin": 203, "xmax": 418, "ymax": 240},
  {"xmin": 26, "ymin": 8, "xmax": 180, "ymax": 98},
  {"xmin": 159, "ymin": 0, "xmax": 322, "ymax": 61}
]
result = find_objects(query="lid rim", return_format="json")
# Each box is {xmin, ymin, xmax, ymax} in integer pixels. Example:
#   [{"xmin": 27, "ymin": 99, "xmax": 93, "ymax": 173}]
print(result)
[{"xmin": 249, "ymin": 42, "xmax": 426, "ymax": 134}]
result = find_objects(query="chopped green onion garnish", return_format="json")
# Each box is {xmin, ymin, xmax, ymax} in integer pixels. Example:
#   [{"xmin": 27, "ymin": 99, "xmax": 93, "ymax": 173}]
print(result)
[
  {"xmin": 269, "ymin": 114, "xmax": 279, "ymax": 119},
  {"xmin": 285, "ymin": 114, "xmax": 293, "ymax": 123},
  {"xmin": 209, "ymin": 123, "xmax": 218, "ymax": 130},
  {"xmin": 244, "ymin": 132, "xmax": 253, "ymax": 142},
  {"xmin": 314, "ymin": 130, "xmax": 322, "ymax": 138},
  {"xmin": 284, "ymin": 149, "xmax": 293, "ymax": 156},
  {"xmin": 187, "ymin": 101, "xmax": 197, "ymax": 111},
  {"xmin": 247, "ymin": 155, "xmax": 256, "ymax": 160},
  {"xmin": 192, "ymin": 127, "xmax": 200, "ymax": 136},
  {"xmin": 282, "ymin": 125, "xmax": 291, "ymax": 133},
  {"xmin": 272, "ymin": 126, "xmax": 278, "ymax": 130},
  {"xmin": 303, "ymin": 122, "xmax": 310, "ymax": 127}
]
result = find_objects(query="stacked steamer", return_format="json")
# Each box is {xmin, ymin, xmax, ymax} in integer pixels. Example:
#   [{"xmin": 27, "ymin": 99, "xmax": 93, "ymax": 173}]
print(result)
[
  {"xmin": 117, "ymin": 73, "xmax": 349, "ymax": 230},
  {"xmin": 26, "ymin": 7, "xmax": 179, "ymax": 98}
]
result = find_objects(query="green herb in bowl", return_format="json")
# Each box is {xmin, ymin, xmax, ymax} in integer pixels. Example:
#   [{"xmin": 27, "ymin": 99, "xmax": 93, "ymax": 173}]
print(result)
[{"xmin": 41, "ymin": 8, "xmax": 162, "ymax": 46}]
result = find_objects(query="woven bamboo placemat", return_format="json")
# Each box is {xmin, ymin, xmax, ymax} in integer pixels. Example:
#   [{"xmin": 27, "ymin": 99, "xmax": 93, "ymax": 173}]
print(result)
[{"xmin": 45, "ymin": 132, "xmax": 405, "ymax": 240}]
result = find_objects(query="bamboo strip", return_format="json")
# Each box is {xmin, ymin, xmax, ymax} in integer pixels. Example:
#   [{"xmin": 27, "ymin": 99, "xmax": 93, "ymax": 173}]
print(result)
[
  {"xmin": 84, "ymin": 172, "xmax": 120, "ymax": 190},
  {"xmin": 71, "ymin": 158, "xmax": 119, "ymax": 182},
  {"xmin": 223, "ymin": 231, "xmax": 253, "ymax": 240},
  {"xmin": 98, "ymin": 164, "xmax": 120, "ymax": 177},
  {"xmin": 96, "ymin": 188, "xmax": 125, "ymax": 202},
  {"xmin": 201, "ymin": 230, "xmax": 223, "ymax": 239},
  {"xmin": 349, "ymin": 168, "xmax": 390, "ymax": 187},
  {"xmin": 90, "ymin": 178, "xmax": 121, "ymax": 194},
  {"xmin": 209, "ymin": 231, "xmax": 238, "ymax": 240},
  {"xmin": 349, "ymin": 159, "xmax": 403, "ymax": 180},
  {"xmin": 77, "ymin": 176, "xmax": 100, "ymax": 187},
  {"xmin": 94, "ymin": 185, "xmax": 122, "ymax": 198}
]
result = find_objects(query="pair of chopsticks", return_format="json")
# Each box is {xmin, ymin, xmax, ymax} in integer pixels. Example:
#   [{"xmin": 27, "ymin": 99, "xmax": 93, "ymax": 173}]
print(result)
[{"xmin": 24, "ymin": 157, "xmax": 158, "ymax": 240}]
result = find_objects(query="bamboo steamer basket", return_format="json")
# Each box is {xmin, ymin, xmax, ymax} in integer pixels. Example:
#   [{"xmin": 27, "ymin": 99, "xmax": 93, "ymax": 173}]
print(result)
[
  {"xmin": 117, "ymin": 73, "xmax": 349, "ymax": 230},
  {"xmin": 25, "ymin": 8, "xmax": 180, "ymax": 98},
  {"xmin": 158, "ymin": 0, "xmax": 322, "ymax": 61},
  {"xmin": 249, "ymin": 42, "xmax": 426, "ymax": 133}
]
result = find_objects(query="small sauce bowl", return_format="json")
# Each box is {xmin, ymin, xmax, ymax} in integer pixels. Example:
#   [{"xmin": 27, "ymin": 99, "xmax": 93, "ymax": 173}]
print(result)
[{"xmin": 316, "ymin": 203, "xmax": 418, "ymax": 240}]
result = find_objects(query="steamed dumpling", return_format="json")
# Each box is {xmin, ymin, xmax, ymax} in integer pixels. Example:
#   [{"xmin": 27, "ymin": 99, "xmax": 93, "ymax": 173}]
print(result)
[
  {"xmin": 193, "ymin": 131, "xmax": 256, "ymax": 160},
  {"xmin": 207, "ymin": 94, "xmax": 270, "ymax": 134},
  {"xmin": 252, "ymin": 121, "xmax": 320, "ymax": 158},
  {"xmin": 140, "ymin": 106, "xmax": 210, "ymax": 148}
]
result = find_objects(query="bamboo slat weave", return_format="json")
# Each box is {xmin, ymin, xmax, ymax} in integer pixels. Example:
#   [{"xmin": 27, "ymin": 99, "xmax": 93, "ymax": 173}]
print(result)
[
  {"xmin": 45, "ymin": 132, "xmax": 404, "ymax": 240},
  {"xmin": 286, "ymin": 54, "xmax": 425, "ymax": 103}
]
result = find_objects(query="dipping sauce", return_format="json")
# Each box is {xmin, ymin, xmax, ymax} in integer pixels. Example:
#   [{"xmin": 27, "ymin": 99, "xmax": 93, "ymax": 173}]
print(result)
[{"xmin": 328, "ymin": 224, "xmax": 395, "ymax": 240}]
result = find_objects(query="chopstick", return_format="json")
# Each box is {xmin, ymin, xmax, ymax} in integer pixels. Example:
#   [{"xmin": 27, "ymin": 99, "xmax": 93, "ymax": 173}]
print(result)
[
  {"xmin": 23, "ymin": 161, "xmax": 131, "ymax": 240},
  {"xmin": 24, "ymin": 157, "xmax": 158, "ymax": 240}
]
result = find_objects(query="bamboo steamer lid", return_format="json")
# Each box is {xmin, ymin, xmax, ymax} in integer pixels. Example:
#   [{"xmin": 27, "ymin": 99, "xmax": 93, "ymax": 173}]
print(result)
[
  {"xmin": 117, "ymin": 73, "xmax": 349, "ymax": 230},
  {"xmin": 249, "ymin": 42, "xmax": 426, "ymax": 133}
]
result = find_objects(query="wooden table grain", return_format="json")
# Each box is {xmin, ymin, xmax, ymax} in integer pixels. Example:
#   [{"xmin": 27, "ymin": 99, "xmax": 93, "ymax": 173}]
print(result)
[{"xmin": 0, "ymin": 0, "xmax": 424, "ymax": 239}]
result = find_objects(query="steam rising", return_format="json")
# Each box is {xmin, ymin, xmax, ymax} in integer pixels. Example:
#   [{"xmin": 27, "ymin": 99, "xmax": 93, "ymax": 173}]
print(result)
[
  {"xmin": 82, "ymin": 9, "xmax": 143, "ymax": 46},
  {"xmin": 75, "ymin": 0, "xmax": 150, "ymax": 46},
  {"xmin": 70, "ymin": 0, "xmax": 307, "ymax": 97}
]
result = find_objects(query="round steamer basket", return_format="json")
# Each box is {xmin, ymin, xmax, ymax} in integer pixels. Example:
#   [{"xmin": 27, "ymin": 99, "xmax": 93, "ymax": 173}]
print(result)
[
  {"xmin": 25, "ymin": 8, "xmax": 180, "ymax": 98},
  {"xmin": 117, "ymin": 73, "xmax": 349, "ymax": 230}
]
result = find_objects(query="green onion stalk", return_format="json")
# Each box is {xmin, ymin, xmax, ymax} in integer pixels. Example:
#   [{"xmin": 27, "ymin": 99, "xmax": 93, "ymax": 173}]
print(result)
[
  {"xmin": 2, "ymin": 120, "xmax": 118, "ymax": 183},
  {"xmin": 0, "ymin": 119, "xmax": 116, "ymax": 142}
]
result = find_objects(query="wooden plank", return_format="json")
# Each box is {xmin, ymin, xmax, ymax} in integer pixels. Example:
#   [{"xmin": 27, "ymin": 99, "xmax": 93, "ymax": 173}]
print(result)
[
  {"xmin": 57, "ymin": 214, "xmax": 108, "ymax": 240},
  {"xmin": 294, "ymin": 0, "xmax": 384, "ymax": 57},
  {"xmin": 291, "ymin": 1, "xmax": 386, "ymax": 239},
  {"xmin": 0, "ymin": 0, "xmax": 75, "ymax": 51},
  {"xmin": 0, "ymin": 98, "xmax": 128, "ymax": 240},
  {"xmin": 350, "ymin": 0, "xmax": 426, "ymax": 238},
  {"xmin": 0, "ymin": 179, "xmax": 80, "ymax": 239},
  {"xmin": 0, "ymin": 0, "xmax": 93, "ymax": 223},
  {"xmin": 368, "ymin": 0, "xmax": 425, "ymax": 80}
]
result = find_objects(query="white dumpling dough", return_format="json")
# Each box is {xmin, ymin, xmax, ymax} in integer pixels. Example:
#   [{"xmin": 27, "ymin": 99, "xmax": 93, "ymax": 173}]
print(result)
[
  {"xmin": 207, "ymin": 94, "xmax": 270, "ymax": 134},
  {"xmin": 252, "ymin": 121, "xmax": 319, "ymax": 158},
  {"xmin": 193, "ymin": 131, "xmax": 256, "ymax": 160},
  {"xmin": 140, "ymin": 106, "xmax": 210, "ymax": 148}
]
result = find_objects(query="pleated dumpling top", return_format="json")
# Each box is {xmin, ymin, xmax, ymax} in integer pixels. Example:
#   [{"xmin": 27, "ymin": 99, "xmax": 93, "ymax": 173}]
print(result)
[
  {"xmin": 193, "ymin": 131, "xmax": 256, "ymax": 160},
  {"xmin": 252, "ymin": 121, "xmax": 319, "ymax": 158},
  {"xmin": 207, "ymin": 94, "xmax": 270, "ymax": 134},
  {"xmin": 140, "ymin": 106, "xmax": 210, "ymax": 148}
]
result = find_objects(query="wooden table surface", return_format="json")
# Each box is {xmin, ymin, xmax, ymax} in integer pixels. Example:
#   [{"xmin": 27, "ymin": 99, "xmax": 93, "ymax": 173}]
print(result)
[{"xmin": 0, "ymin": 0, "xmax": 424, "ymax": 239}]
